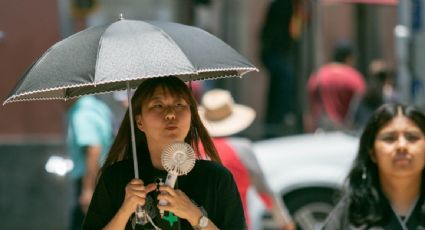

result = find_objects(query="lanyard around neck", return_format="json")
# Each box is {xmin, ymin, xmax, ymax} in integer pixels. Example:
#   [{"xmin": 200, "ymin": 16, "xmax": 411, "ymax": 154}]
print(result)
[{"xmin": 390, "ymin": 196, "xmax": 419, "ymax": 230}]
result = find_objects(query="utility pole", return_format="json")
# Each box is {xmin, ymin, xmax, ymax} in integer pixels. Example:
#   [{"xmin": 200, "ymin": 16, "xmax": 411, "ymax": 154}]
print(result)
[{"xmin": 395, "ymin": 0, "xmax": 412, "ymax": 103}]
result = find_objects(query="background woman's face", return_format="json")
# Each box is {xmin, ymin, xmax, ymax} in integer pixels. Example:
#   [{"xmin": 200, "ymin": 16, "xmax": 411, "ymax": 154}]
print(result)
[
  {"xmin": 136, "ymin": 86, "xmax": 191, "ymax": 146},
  {"xmin": 372, "ymin": 115, "xmax": 425, "ymax": 178}
]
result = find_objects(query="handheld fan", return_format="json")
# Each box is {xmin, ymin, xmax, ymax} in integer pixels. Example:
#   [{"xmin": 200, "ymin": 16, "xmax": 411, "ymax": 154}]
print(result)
[{"xmin": 159, "ymin": 142, "xmax": 196, "ymax": 214}]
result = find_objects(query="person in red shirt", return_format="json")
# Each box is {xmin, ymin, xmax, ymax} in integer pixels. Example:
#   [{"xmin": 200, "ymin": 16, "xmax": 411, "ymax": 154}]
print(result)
[
  {"xmin": 307, "ymin": 42, "xmax": 366, "ymax": 132},
  {"xmin": 198, "ymin": 89, "xmax": 294, "ymax": 230}
]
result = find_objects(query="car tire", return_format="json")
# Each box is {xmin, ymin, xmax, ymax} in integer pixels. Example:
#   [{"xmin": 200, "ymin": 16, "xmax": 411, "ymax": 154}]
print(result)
[{"xmin": 283, "ymin": 187, "xmax": 340, "ymax": 230}]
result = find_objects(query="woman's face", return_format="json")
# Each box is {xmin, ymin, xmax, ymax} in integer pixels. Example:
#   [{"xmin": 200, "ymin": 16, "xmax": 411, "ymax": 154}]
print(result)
[
  {"xmin": 135, "ymin": 86, "xmax": 191, "ymax": 147},
  {"xmin": 372, "ymin": 114, "xmax": 425, "ymax": 178}
]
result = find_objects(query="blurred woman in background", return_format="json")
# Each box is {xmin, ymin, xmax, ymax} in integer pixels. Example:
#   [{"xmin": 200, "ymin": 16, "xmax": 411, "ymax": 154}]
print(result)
[{"xmin": 323, "ymin": 103, "xmax": 425, "ymax": 229}]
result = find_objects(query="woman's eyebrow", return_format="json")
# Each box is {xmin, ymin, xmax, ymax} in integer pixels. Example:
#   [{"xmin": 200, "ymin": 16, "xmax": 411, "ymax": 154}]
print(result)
[
  {"xmin": 377, "ymin": 130, "xmax": 395, "ymax": 135},
  {"xmin": 405, "ymin": 130, "xmax": 423, "ymax": 135}
]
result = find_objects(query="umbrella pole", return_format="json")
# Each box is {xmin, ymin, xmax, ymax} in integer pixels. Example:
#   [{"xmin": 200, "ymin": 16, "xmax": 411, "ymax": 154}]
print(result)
[
  {"xmin": 127, "ymin": 82, "xmax": 139, "ymax": 179},
  {"xmin": 127, "ymin": 83, "xmax": 149, "ymax": 225}
]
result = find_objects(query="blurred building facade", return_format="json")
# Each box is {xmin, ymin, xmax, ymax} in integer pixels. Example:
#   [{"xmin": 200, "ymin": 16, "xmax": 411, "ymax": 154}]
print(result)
[
  {"xmin": 0, "ymin": 1, "xmax": 64, "ymax": 140},
  {"xmin": 0, "ymin": 0, "xmax": 412, "ymax": 229},
  {"xmin": 0, "ymin": 1, "xmax": 400, "ymax": 139},
  {"xmin": 0, "ymin": 2, "xmax": 70, "ymax": 228}
]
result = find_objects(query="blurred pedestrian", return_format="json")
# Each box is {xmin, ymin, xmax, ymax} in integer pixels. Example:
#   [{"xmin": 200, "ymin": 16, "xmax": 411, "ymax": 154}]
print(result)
[
  {"xmin": 369, "ymin": 60, "xmax": 398, "ymax": 104},
  {"xmin": 306, "ymin": 41, "xmax": 366, "ymax": 132},
  {"xmin": 323, "ymin": 103, "xmax": 425, "ymax": 229},
  {"xmin": 67, "ymin": 95, "xmax": 114, "ymax": 230},
  {"xmin": 260, "ymin": 0, "xmax": 300, "ymax": 138},
  {"xmin": 199, "ymin": 89, "xmax": 295, "ymax": 230},
  {"xmin": 347, "ymin": 59, "xmax": 399, "ymax": 130}
]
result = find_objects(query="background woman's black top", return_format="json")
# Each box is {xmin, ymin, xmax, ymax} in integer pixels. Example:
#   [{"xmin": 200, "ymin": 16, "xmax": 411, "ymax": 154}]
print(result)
[{"xmin": 322, "ymin": 195, "xmax": 425, "ymax": 230}]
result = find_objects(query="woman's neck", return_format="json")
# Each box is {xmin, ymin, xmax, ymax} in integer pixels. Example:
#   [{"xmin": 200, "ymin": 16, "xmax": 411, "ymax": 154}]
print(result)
[
  {"xmin": 380, "ymin": 175, "xmax": 421, "ymax": 215},
  {"xmin": 146, "ymin": 142, "xmax": 165, "ymax": 170}
]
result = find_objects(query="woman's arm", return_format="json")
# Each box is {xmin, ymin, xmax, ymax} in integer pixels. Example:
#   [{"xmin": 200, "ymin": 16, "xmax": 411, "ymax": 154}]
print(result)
[
  {"xmin": 157, "ymin": 186, "xmax": 219, "ymax": 229},
  {"xmin": 237, "ymin": 143, "xmax": 294, "ymax": 229},
  {"xmin": 84, "ymin": 176, "xmax": 156, "ymax": 230},
  {"xmin": 155, "ymin": 162, "xmax": 246, "ymax": 229},
  {"xmin": 321, "ymin": 197, "xmax": 349, "ymax": 230},
  {"xmin": 232, "ymin": 138, "xmax": 294, "ymax": 229}
]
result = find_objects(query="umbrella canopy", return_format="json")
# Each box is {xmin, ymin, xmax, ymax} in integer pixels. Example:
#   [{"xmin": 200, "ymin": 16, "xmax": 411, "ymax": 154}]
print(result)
[
  {"xmin": 3, "ymin": 18, "xmax": 258, "ymax": 182},
  {"xmin": 3, "ymin": 19, "xmax": 257, "ymax": 105}
]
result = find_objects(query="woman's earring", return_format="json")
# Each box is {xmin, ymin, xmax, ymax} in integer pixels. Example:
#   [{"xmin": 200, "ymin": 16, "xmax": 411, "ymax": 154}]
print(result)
[{"xmin": 362, "ymin": 166, "xmax": 367, "ymax": 180}]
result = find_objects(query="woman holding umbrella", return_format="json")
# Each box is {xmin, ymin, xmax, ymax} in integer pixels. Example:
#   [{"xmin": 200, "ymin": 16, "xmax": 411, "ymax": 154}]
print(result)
[
  {"xmin": 322, "ymin": 103, "xmax": 425, "ymax": 229},
  {"xmin": 2, "ymin": 18, "xmax": 257, "ymax": 230},
  {"xmin": 83, "ymin": 76, "xmax": 246, "ymax": 229}
]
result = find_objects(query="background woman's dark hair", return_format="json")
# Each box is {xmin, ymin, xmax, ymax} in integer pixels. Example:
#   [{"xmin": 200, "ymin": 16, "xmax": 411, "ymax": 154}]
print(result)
[
  {"xmin": 347, "ymin": 103, "xmax": 425, "ymax": 226},
  {"xmin": 100, "ymin": 76, "xmax": 221, "ymax": 175}
]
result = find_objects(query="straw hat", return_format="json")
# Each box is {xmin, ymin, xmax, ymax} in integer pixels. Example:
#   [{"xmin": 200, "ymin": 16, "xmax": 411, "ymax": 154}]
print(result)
[{"xmin": 198, "ymin": 89, "xmax": 256, "ymax": 137}]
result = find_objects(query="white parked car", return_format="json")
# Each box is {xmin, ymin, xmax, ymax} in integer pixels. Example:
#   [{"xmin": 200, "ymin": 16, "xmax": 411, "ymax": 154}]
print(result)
[{"xmin": 249, "ymin": 131, "xmax": 359, "ymax": 230}]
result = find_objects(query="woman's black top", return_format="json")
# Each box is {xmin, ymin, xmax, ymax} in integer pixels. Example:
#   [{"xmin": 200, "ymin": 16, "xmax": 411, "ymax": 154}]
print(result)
[{"xmin": 83, "ymin": 155, "xmax": 246, "ymax": 230}]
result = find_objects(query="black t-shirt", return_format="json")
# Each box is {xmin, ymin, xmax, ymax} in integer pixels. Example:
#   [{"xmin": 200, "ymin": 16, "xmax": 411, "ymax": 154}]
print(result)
[{"xmin": 83, "ymin": 157, "xmax": 246, "ymax": 230}]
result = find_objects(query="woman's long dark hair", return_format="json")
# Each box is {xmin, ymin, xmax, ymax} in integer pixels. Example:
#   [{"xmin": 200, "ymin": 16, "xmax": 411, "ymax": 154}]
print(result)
[
  {"xmin": 347, "ymin": 103, "xmax": 425, "ymax": 226},
  {"xmin": 100, "ymin": 76, "xmax": 221, "ymax": 175}
]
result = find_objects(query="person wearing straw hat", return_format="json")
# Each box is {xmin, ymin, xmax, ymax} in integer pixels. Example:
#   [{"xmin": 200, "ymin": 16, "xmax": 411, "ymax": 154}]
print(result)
[{"xmin": 198, "ymin": 89, "xmax": 295, "ymax": 230}]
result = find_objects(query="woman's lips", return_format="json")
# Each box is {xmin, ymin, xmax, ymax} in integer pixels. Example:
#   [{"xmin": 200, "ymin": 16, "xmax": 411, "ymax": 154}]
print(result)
[
  {"xmin": 393, "ymin": 153, "xmax": 411, "ymax": 165},
  {"xmin": 166, "ymin": 126, "xmax": 177, "ymax": 130}
]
